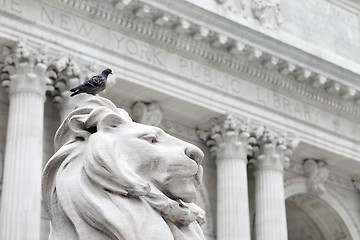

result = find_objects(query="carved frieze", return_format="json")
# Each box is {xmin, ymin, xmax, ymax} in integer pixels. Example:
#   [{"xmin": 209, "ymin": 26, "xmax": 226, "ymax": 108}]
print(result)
[
  {"xmin": 35, "ymin": 0, "xmax": 360, "ymax": 122},
  {"xmin": 251, "ymin": 0, "xmax": 283, "ymax": 29},
  {"xmin": 3, "ymin": 0, "xmax": 360, "ymax": 123}
]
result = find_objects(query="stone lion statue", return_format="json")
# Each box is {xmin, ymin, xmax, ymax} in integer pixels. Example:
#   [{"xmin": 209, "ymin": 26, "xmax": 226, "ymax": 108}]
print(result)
[{"xmin": 42, "ymin": 97, "xmax": 205, "ymax": 240}]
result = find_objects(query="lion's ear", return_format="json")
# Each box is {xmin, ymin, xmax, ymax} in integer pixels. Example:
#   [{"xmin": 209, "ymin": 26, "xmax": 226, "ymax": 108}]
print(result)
[
  {"xmin": 54, "ymin": 107, "xmax": 93, "ymax": 150},
  {"xmin": 84, "ymin": 107, "xmax": 126, "ymax": 132}
]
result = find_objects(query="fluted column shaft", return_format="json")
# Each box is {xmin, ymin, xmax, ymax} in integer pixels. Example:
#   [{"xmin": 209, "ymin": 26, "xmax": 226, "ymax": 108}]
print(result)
[
  {"xmin": 217, "ymin": 155, "xmax": 250, "ymax": 240},
  {"xmin": 201, "ymin": 115, "xmax": 251, "ymax": 240},
  {"xmin": 0, "ymin": 61, "xmax": 48, "ymax": 240},
  {"xmin": 254, "ymin": 168, "xmax": 287, "ymax": 240},
  {"xmin": 252, "ymin": 131, "xmax": 295, "ymax": 240}
]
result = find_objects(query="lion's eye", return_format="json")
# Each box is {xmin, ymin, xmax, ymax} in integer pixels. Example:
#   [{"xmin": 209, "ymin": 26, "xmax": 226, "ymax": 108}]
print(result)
[{"xmin": 141, "ymin": 135, "xmax": 158, "ymax": 144}]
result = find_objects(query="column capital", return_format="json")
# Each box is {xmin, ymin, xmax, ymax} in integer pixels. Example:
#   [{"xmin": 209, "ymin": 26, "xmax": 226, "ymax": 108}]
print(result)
[
  {"xmin": 47, "ymin": 57, "xmax": 84, "ymax": 101},
  {"xmin": 250, "ymin": 126, "xmax": 298, "ymax": 172},
  {"xmin": 197, "ymin": 113, "xmax": 254, "ymax": 160},
  {"xmin": 1, "ymin": 41, "xmax": 52, "ymax": 97},
  {"xmin": 303, "ymin": 159, "xmax": 329, "ymax": 195}
]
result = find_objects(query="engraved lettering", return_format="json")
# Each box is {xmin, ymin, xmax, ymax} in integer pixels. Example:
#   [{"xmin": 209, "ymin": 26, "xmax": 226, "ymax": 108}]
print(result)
[
  {"xmin": 283, "ymin": 97, "xmax": 291, "ymax": 113},
  {"xmin": 256, "ymin": 87, "xmax": 267, "ymax": 104},
  {"xmin": 230, "ymin": 79, "xmax": 241, "ymax": 93},
  {"xmin": 179, "ymin": 58, "xmax": 188, "ymax": 74},
  {"xmin": 60, "ymin": 13, "xmax": 70, "ymax": 31},
  {"xmin": 203, "ymin": 68, "xmax": 212, "ymax": 83},
  {"xmin": 40, "ymin": 6, "xmax": 94, "ymax": 37},
  {"xmin": 293, "ymin": 103, "xmax": 303, "ymax": 119},
  {"xmin": 303, "ymin": 105, "xmax": 311, "ymax": 121},
  {"xmin": 152, "ymin": 48, "xmax": 164, "ymax": 66},
  {"xmin": 313, "ymin": 110, "xmax": 321, "ymax": 123},
  {"xmin": 10, "ymin": 0, "xmax": 21, "ymax": 13},
  {"xmin": 255, "ymin": 88, "xmax": 322, "ymax": 123},
  {"xmin": 216, "ymin": 73, "xmax": 226, "ymax": 89},
  {"xmin": 1, "ymin": 0, "xmax": 22, "ymax": 13},
  {"xmin": 140, "ymin": 44, "xmax": 151, "ymax": 62},
  {"xmin": 41, "ymin": 6, "xmax": 55, "ymax": 25},
  {"xmin": 190, "ymin": 62, "xmax": 200, "ymax": 79},
  {"xmin": 273, "ymin": 93, "xmax": 281, "ymax": 108},
  {"xmin": 125, "ymin": 40, "xmax": 138, "ymax": 55},
  {"xmin": 113, "ymin": 34, "xmax": 125, "ymax": 49},
  {"xmin": 75, "ymin": 20, "xmax": 93, "ymax": 36}
]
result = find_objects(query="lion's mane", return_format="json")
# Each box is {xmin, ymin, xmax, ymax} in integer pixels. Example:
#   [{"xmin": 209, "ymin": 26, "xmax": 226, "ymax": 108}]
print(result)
[{"xmin": 42, "ymin": 97, "xmax": 205, "ymax": 240}]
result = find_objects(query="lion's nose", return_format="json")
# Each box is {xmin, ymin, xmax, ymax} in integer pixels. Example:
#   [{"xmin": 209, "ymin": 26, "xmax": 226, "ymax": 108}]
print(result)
[{"xmin": 185, "ymin": 145, "xmax": 204, "ymax": 164}]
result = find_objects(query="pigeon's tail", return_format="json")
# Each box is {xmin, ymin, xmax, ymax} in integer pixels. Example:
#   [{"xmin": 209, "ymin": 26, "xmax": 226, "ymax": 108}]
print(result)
[
  {"xmin": 70, "ymin": 90, "xmax": 81, "ymax": 97},
  {"xmin": 69, "ymin": 86, "xmax": 84, "ymax": 97}
]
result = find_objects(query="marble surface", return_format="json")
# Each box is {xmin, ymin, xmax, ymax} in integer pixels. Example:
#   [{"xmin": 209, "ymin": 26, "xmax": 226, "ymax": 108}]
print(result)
[{"xmin": 42, "ymin": 97, "xmax": 205, "ymax": 240}]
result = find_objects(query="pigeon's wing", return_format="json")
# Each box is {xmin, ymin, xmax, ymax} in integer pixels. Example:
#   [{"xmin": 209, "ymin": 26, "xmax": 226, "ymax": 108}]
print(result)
[{"xmin": 83, "ymin": 75, "xmax": 104, "ymax": 87}]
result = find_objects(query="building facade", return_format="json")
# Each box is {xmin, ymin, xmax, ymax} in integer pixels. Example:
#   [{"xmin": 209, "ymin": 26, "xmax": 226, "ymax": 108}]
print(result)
[{"xmin": 0, "ymin": 0, "xmax": 360, "ymax": 239}]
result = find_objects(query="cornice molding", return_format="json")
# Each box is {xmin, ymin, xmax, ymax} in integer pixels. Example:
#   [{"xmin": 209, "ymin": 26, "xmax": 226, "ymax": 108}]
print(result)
[
  {"xmin": 4, "ymin": 0, "xmax": 359, "ymax": 122},
  {"xmin": 37, "ymin": 0, "xmax": 360, "ymax": 122}
]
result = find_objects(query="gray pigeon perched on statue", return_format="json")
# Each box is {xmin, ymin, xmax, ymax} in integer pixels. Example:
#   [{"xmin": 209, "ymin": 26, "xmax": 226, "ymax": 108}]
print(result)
[{"xmin": 70, "ymin": 68, "xmax": 112, "ymax": 97}]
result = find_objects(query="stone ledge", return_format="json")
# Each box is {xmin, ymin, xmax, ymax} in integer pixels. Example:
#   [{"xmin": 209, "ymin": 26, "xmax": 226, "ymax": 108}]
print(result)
[{"xmin": 37, "ymin": 0, "xmax": 360, "ymax": 122}]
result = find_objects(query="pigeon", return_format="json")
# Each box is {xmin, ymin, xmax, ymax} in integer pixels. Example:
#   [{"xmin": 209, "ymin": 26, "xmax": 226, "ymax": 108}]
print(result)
[{"xmin": 70, "ymin": 68, "xmax": 112, "ymax": 97}]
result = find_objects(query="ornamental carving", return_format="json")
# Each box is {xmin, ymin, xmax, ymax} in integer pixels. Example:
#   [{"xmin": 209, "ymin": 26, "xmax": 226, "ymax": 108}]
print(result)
[
  {"xmin": 37, "ymin": 0, "xmax": 360, "ymax": 123},
  {"xmin": 216, "ymin": 0, "xmax": 243, "ymax": 15},
  {"xmin": 197, "ymin": 114, "xmax": 254, "ymax": 160},
  {"xmin": 47, "ymin": 57, "xmax": 81, "ymax": 101},
  {"xmin": 251, "ymin": 0, "xmax": 283, "ymax": 29},
  {"xmin": 0, "ymin": 42, "xmax": 53, "ymax": 96},
  {"xmin": 131, "ymin": 101, "xmax": 163, "ymax": 126},
  {"xmin": 303, "ymin": 159, "xmax": 329, "ymax": 195},
  {"xmin": 249, "ymin": 126, "xmax": 297, "ymax": 171}
]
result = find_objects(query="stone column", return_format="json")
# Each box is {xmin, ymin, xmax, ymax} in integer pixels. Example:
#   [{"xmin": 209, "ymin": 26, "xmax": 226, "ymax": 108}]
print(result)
[
  {"xmin": 0, "ymin": 42, "xmax": 51, "ymax": 240},
  {"xmin": 250, "ymin": 127, "xmax": 296, "ymax": 240},
  {"xmin": 198, "ymin": 114, "xmax": 252, "ymax": 240}
]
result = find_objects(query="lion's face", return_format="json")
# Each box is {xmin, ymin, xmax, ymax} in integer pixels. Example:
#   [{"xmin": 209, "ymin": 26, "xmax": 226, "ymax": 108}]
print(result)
[
  {"xmin": 97, "ymin": 122, "xmax": 204, "ymax": 203},
  {"xmin": 43, "ymin": 97, "xmax": 206, "ymax": 239}
]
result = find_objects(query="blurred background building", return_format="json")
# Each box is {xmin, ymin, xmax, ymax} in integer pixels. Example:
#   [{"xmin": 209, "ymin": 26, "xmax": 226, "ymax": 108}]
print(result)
[{"xmin": 0, "ymin": 0, "xmax": 360, "ymax": 239}]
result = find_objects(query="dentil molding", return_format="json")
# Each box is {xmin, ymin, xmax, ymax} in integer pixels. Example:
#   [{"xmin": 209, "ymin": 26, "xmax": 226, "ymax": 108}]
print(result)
[{"xmin": 32, "ymin": 0, "xmax": 360, "ymax": 123}]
